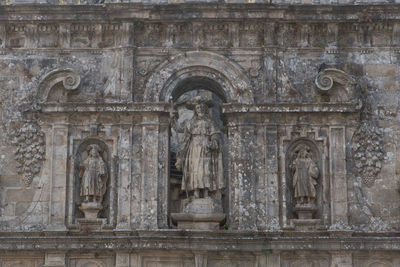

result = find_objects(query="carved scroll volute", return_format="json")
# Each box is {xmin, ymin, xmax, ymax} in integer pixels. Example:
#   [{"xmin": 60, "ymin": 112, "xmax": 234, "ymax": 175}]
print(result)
[
  {"xmin": 315, "ymin": 68, "xmax": 356, "ymax": 102},
  {"xmin": 37, "ymin": 68, "xmax": 81, "ymax": 103}
]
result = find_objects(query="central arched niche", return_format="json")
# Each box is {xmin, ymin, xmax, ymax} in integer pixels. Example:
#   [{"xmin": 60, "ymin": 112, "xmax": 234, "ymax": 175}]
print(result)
[
  {"xmin": 168, "ymin": 80, "xmax": 228, "ymax": 228},
  {"xmin": 144, "ymin": 51, "xmax": 253, "ymax": 104}
]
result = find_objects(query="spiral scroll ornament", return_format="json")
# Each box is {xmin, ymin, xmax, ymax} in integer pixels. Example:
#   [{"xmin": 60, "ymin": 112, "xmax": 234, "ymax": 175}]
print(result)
[
  {"xmin": 315, "ymin": 72, "xmax": 334, "ymax": 92},
  {"xmin": 63, "ymin": 72, "xmax": 81, "ymax": 91},
  {"xmin": 315, "ymin": 68, "xmax": 356, "ymax": 96}
]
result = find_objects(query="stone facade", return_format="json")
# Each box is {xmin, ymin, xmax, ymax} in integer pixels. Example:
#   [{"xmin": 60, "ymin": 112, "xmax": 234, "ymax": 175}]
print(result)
[{"xmin": 0, "ymin": 2, "xmax": 400, "ymax": 267}]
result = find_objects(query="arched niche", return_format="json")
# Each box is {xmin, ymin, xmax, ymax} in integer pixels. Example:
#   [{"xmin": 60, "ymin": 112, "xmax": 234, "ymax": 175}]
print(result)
[
  {"xmin": 144, "ymin": 51, "xmax": 253, "ymax": 104},
  {"xmin": 168, "ymin": 87, "xmax": 228, "ymax": 227},
  {"xmin": 73, "ymin": 138, "xmax": 111, "ymax": 222},
  {"xmin": 285, "ymin": 138, "xmax": 323, "ymax": 221}
]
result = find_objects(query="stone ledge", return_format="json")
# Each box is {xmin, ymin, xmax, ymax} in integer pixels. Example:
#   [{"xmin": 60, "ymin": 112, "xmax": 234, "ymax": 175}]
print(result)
[
  {"xmin": 0, "ymin": 231, "xmax": 399, "ymax": 251},
  {"xmin": 37, "ymin": 102, "xmax": 362, "ymax": 114},
  {"xmin": 0, "ymin": 4, "xmax": 400, "ymax": 22},
  {"xmin": 222, "ymin": 101, "xmax": 362, "ymax": 114}
]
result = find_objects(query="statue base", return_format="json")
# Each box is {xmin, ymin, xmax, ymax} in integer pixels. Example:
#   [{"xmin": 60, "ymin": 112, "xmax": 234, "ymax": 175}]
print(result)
[
  {"xmin": 76, "ymin": 218, "xmax": 105, "ymax": 232},
  {"xmin": 293, "ymin": 203, "xmax": 317, "ymax": 219},
  {"xmin": 79, "ymin": 201, "xmax": 103, "ymax": 219},
  {"xmin": 171, "ymin": 197, "xmax": 226, "ymax": 230},
  {"xmin": 292, "ymin": 219, "xmax": 321, "ymax": 231}
]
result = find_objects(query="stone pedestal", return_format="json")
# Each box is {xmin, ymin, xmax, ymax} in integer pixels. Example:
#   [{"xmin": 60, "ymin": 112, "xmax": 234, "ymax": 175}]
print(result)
[
  {"xmin": 293, "ymin": 203, "xmax": 317, "ymax": 219},
  {"xmin": 76, "ymin": 218, "xmax": 105, "ymax": 232},
  {"xmin": 79, "ymin": 201, "xmax": 103, "ymax": 219},
  {"xmin": 292, "ymin": 203, "xmax": 319, "ymax": 230},
  {"xmin": 171, "ymin": 197, "xmax": 226, "ymax": 230}
]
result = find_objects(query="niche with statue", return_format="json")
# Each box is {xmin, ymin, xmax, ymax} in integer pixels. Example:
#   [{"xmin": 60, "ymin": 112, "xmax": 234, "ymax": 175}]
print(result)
[
  {"xmin": 68, "ymin": 137, "xmax": 116, "ymax": 230},
  {"xmin": 169, "ymin": 89, "xmax": 228, "ymax": 230}
]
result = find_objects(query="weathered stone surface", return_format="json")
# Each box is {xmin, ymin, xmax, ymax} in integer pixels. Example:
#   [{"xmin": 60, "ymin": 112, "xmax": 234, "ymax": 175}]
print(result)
[{"xmin": 0, "ymin": 2, "xmax": 399, "ymax": 266}]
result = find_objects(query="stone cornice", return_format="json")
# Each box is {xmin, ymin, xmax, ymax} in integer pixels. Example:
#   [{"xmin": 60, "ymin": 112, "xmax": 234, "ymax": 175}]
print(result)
[
  {"xmin": 0, "ymin": 4, "xmax": 400, "ymax": 22},
  {"xmin": 0, "ymin": 231, "xmax": 399, "ymax": 251},
  {"xmin": 36, "ymin": 102, "xmax": 362, "ymax": 114},
  {"xmin": 222, "ymin": 101, "xmax": 362, "ymax": 114}
]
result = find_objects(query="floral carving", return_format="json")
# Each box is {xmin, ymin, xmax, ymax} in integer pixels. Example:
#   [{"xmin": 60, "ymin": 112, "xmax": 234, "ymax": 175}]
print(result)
[
  {"xmin": 12, "ymin": 121, "xmax": 45, "ymax": 186},
  {"xmin": 351, "ymin": 121, "xmax": 384, "ymax": 187}
]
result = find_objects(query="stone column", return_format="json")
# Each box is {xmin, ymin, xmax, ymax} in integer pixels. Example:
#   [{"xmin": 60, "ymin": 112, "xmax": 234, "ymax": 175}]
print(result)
[
  {"xmin": 116, "ymin": 115, "xmax": 133, "ymax": 231},
  {"xmin": 135, "ymin": 114, "xmax": 169, "ymax": 229},
  {"xmin": 46, "ymin": 116, "xmax": 69, "ymax": 231},
  {"xmin": 139, "ymin": 115, "xmax": 159, "ymax": 229},
  {"xmin": 264, "ymin": 126, "xmax": 280, "ymax": 230},
  {"xmin": 329, "ymin": 126, "xmax": 349, "ymax": 225},
  {"xmin": 228, "ymin": 120, "xmax": 257, "ymax": 230},
  {"xmin": 156, "ymin": 114, "xmax": 170, "ymax": 228}
]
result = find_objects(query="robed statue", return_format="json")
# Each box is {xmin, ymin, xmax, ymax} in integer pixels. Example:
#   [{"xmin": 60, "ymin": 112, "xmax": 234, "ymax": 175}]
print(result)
[
  {"xmin": 171, "ymin": 95, "xmax": 225, "ymax": 199},
  {"xmin": 291, "ymin": 144, "xmax": 319, "ymax": 204},
  {"xmin": 79, "ymin": 144, "xmax": 108, "ymax": 203}
]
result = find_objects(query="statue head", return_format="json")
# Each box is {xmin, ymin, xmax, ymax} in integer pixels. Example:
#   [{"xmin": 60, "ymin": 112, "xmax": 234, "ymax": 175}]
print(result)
[
  {"xmin": 194, "ymin": 103, "xmax": 209, "ymax": 118},
  {"xmin": 295, "ymin": 144, "xmax": 311, "ymax": 159},
  {"xmin": 88, "ymin": 144, "xmax": 101, "ymax": 158},
  {"xmin": 186, "ymin": 95, "xmax": 213, "ymax": 118}
]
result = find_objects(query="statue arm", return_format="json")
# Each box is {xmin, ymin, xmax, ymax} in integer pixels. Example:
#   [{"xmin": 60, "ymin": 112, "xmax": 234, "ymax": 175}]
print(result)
[
  {"xmin": 79, "ymin": 160, "xmax": 86, "ymax": 177},
  {"xmin": 210, "ymin": 133, "xmax": 220, "ymax": 150},
  {"xmin": 309, "ymin": 161, "xmax": 319, "ymax": 179},
  {"xmin": 170, "ymin": 111, "xmax": 184, "ymax": 133},
  {"xmin": 175, "ymin": 121, "xmax": 191, "ymax": 171}
]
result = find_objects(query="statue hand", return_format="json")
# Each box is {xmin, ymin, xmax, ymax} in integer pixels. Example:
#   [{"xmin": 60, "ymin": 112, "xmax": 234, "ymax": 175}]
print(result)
[
  {"xmin": 211, "ymin": 139, "xmax": 219, "ymax": 150},
  {"xmin": 175, "ymin": 160, "xmax": 182, "ymax": 171}
]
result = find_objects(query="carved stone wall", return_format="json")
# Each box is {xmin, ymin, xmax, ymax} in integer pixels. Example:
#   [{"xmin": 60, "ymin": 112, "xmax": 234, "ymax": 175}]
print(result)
[{"xmin": 0, "ymin": 2, "xmax": 399, "ymax": 267}]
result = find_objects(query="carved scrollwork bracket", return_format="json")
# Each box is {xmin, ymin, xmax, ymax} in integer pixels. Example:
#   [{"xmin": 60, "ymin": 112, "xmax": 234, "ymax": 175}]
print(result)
[
  {"xmin": 37, "ymin": 68, "xmax": 81, "ymax": 103},
  {"xmin": 315, "ymin": 68, "xmax": 357, "ymax": 102}
]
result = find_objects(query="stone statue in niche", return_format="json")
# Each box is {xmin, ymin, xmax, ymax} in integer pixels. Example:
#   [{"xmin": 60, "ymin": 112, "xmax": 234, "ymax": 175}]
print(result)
[
  {"xmin": 291, "ymin": 144, "xmax": 319, "ymax": 204},
  {"xmin": 79, "ymin": 144, "xmax": 108, "ymax": 219},
  {"xmin": 170, "ymin": 95, "xmax": 226, "ymax": 230},
  {"xmin": 290, "ymin": 144, "xmax": 319, "ymax": 220},
  {"xmin": 172, "ymin": 95, "xmax": 225, "ymax": 199}
]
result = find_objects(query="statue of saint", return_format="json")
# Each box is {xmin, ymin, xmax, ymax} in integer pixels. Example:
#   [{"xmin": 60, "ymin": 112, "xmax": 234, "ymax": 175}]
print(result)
[
  {"xmin": 291, "ymin": 144, "xmax": 319, "ymax": 205},
  {"xmin": 171, "ymin": 95, "xmax": 224, "ymax": 199},
  {"xmin": 79, "ymin": 144, "xmax": 108, "ymax": 203}
]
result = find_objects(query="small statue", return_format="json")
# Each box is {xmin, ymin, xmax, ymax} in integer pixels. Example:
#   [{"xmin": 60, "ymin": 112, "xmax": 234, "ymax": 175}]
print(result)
[
  {"xmin": 171, "ymin": 95, "xmax": 224, "ymax": 199},
  {"xmin": 291, "ymin": 144, "xmax": 319, "ymax": 204},
  {"xmin": 79, "ymin": 144, "xmax": 108, "ymax": 203}
]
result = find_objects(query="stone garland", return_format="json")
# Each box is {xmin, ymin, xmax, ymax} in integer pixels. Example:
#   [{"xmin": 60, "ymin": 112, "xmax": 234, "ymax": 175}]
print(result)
[
  {"xmin": 351, "ymin": 121, "xmax": 384, "ymax": 187},
  {"xmin": 12, "ymin": 121, "xmax": 45, "ymax": 187}
]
